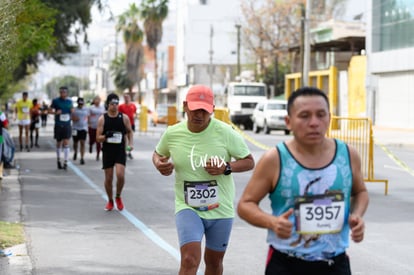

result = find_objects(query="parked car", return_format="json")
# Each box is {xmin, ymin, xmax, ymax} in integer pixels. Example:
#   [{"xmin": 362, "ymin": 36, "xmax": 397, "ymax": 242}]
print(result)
[{"xmin": 252, "ymin": 99, "xmax": 290, "ymax": 135}]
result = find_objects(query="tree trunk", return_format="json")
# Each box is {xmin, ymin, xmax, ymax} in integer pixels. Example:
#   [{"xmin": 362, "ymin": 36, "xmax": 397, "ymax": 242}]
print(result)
[
  {"xmin": 152, "ymin": 46, "xmax": 158, "ymax": 109},
  {"xmin": 273, "ymin": 54, "xmax": 278, "ymax": 97},
  {"xmin": 137, "ymin": 84, "xmax": 142, "ymax": 105}
]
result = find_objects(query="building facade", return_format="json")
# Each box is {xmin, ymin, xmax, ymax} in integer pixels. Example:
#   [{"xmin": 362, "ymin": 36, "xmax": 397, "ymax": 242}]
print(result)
[
  {"xmin": 366, "ymin": 0, "xmax": 414, "ymax": 128},
  {"xmin": 175, "ymin": 0, "xmax": 253, "ymax": 107}
]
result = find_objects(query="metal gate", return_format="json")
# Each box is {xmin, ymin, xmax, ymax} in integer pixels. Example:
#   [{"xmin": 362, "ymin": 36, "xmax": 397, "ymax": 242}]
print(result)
[{"xmin": 327, "ymin": 116, "xmax": 388, "ymax": 195}]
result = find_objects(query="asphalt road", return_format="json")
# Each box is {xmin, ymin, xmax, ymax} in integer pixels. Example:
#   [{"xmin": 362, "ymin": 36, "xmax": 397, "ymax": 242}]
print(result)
[{"xmin": 1, "ymin": 121, "xmax": 414, "ymax": 274}]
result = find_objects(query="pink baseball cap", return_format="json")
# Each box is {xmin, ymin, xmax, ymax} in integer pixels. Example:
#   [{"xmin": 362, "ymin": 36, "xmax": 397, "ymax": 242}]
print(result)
[{"xmin": 186, "ymin": 85, "xmax": 214, "ymax": 113}]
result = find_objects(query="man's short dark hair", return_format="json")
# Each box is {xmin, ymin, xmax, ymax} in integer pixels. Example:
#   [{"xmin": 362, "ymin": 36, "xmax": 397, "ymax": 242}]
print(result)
[
  {"xmin": 59, "ymin": 86, "xmax": 68, "ymax": 92},
  {"xmin": 287, "ymin": 86, "xmax": 330, "ymax": 115},
  {"xmin": 22, "ymin": 91, "xmax": 28, "ymax": 96},
  {"xmin": 105, "ymin": 93, "xmax": 119, "ymax": 109},
  {"xmin": 106, "ymin": 93, "xmax": 119, "ymax": 103}
]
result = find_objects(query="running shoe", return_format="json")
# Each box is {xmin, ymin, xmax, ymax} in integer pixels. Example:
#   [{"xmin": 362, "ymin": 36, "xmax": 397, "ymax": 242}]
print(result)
[
  {"xmin": 73, "ymin": 152, "xmax": 77, "ymax": 161},
  {"xmin": 105, "ymin": 200, "xmax": 114, "ymax": 211},
  {"xmin": 63, "ymin": 161, "xmax": 67, "ymax": 170},
  {"xmin": 57, "ymin": 160, "xmax": 63, "ymax": 169},
  {"xmin": 80, "ymin": 159, "xmax": 85, "ymax": 165},
  {"xmin": 115, "ymin": 197, "xmax": 124, "ymax": 211}
]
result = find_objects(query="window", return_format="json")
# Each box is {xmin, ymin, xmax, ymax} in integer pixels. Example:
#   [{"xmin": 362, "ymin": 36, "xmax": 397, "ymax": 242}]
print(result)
[
  {"xmin": 233, "ymin": 86, "xmax": 266, "ymax": 96},
  {"xmin": 268, "ymin": 103, "xmax": 286, "ymax": 110},
  {"xmin": 372, "ymin": 0, "xmax": 414, "ymax": 51}
]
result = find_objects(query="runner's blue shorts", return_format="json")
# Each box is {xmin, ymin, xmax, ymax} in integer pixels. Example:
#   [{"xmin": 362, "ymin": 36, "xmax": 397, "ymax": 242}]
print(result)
[{"xmin": 175, "ymin": 208, "xmax": 233, "ymax": 252}]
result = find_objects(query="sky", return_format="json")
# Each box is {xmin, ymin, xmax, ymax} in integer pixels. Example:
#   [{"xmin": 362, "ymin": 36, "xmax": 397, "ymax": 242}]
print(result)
[
  {"xmin": 33, "ymin": 0, "xmax": 176, "ymax": 91},
  {"xmin": 83, "ymin": 0, "xmax": 177, "ymax": 55},
  {"xmin": 33, "ymin": 1, "xmax": 132, "ymax": 90},
  {"xmin": 82, "ymin": 0, "xmax": 137, "ymax": 55}
]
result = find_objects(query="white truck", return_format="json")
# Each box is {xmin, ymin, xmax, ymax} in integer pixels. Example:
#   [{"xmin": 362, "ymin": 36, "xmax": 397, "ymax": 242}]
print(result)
[{"xmin": 222, "ymin": 82, "xmax": 267, "ymax": 130}]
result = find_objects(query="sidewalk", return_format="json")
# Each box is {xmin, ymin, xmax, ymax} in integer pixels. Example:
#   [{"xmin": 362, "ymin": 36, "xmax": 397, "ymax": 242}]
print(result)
[
  {"xmin": 373, "ymin": 126, "xmax": 414, "ymax": 147},
  {"xmin": 0, "ymin": 122, "xmax": 173, "ymax": 275},
  {"xmin": 0, "ymin": 125, "xmax": 32, "ymax": 274}
]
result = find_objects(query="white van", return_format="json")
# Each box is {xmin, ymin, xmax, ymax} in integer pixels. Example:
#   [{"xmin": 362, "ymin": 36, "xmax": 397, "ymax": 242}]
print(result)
[{"xmin": 223, "ymin": 82, "xmax": 267, "ymax": 130}]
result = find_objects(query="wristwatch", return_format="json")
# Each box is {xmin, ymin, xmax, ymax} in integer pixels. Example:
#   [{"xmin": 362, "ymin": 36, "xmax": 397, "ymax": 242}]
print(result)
[{"xmin": 224, "ymin": 162, "xmax": 232, "ymax": 175}]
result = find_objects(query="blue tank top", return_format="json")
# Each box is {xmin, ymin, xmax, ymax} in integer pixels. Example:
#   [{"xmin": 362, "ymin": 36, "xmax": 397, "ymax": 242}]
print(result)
[
  {"xmin": 267, "ymin": 139, "xmax": 353, "ymax": 261},
  {"xmin": 51, "ymin": 97, "xmax": 73, "ymax": 126}
]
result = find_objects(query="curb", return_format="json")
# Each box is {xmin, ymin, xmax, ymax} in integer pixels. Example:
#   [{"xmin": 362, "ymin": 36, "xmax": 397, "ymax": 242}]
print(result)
[
  {"xmin": 0, "ymin": 133, "xmax": 32, "ymax": 274},
  {"xmin": 2, "ymin": 243, "xmax": 32, "ymax": 275}
]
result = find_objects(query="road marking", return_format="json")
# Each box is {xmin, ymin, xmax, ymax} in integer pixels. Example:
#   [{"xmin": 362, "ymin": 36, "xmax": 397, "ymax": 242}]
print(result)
[
  {"xmin": 67, "ymin": 161, "xmax": 181, "ymax": 262},
  {"xmin": 378, "ymin": 143, "xmax": 414, "ymax": 177},
  {"xmin": 383, "ymin": 164, "xmax": 406, "ymax": 171},
  {"xmin": 230, "ymin": 122, "xmax": 272, "ymax": 150}
]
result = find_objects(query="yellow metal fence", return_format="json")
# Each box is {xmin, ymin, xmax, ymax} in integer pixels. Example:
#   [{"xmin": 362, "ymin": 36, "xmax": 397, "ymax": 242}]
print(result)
[{"xmin": 327, "ymin": 116, "xmax": 389, "ymax": 195}]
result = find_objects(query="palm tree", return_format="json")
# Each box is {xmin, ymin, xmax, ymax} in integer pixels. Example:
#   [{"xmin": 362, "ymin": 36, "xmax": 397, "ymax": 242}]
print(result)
[
  {"xmin": 140, "ymin": 0, "xmax": 168, "ymax": 109},
  {"xmin": 109, "ymin": 54, "xmax": 134, "ymax": 93},
  {"xmin": 115, "ymin": 3, "xmax": 144, "ymax": 103}
]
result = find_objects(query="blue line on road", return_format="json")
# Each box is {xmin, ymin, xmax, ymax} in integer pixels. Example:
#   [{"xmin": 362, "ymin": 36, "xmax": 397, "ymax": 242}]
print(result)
[{"xmin": 67, "ymin": 161, "xmax": 181, "ymax": 261}]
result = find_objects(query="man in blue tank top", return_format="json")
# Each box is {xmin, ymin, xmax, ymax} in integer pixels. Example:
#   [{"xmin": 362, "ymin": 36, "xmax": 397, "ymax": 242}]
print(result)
[{"xmin": 237, "ymin": 87, "xmax": 369, "ymax": 275}]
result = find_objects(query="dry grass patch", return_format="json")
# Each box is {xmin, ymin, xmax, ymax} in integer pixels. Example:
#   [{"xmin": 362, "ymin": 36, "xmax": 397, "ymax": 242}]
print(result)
[{"xmin": 0, "ymin": 221, "xmax": 24, "ymax": 249}]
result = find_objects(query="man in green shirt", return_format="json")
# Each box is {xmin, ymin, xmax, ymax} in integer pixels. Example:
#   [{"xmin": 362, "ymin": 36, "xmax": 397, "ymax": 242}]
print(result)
[{"xmin": 153, "ymin": 85, "xmax": 254, "ymax": 275}]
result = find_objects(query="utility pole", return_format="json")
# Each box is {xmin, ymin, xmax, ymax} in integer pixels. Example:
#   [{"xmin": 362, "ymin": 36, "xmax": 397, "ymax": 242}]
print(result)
[
  {"xmin": 235, "ymin": 24, "xmax": 241, "ymax": 77},
  {"xmin": 115, "ymin": 30, "xmax": 119, "ymax": 58},
  {"xmin": 209, "ymin": 25, "xmax": 214, "ymax": 89},
  {"xmin": 302, "ymin": 0, "xmax": 311, "ymax": 86},
  {"xmin": 300, "ymin": 3, "xmax": 305, "ymax": 86},
  {"xmin": 273, "ymin": 54, "xmax": 278, "ymax": 98}
]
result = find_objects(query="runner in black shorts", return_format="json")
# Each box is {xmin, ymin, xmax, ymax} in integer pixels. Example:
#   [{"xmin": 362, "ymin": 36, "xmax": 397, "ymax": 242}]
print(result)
[
  {"xmin": 96, "ymin": 93, "xmax": 134, "ymax": 212},
  {"xmin": 102, "ymin": 148, "xmax": 126, "ymax": 169},
  {"xmin": 49, "ymin": 86, "xmax": 73, "ymax": 170},
  {"xmin": 71, "ymin": 97, "xmax": 89, "ymax": 165},
  {"xmin": 54, "ymin": 125, "xmax": 72, "ymax": 141}
]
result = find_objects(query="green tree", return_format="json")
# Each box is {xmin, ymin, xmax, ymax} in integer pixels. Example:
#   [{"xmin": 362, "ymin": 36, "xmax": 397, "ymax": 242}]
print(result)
[
  {"xmin": 262, "ymin": 62, "xmax": 290, "ymax": 97},
  {"xmin": 0, "ymin": 0, "xmax": 56, "ymax": 96},
  {"xmin": 116, "ymin": 3, "xmax": 145, "ymax": 102},
  {"xmin": 1, "ymin": 0, "xmax": 105, "ymax": 97},
  {"xmin": 12, "ymin": 0, "xmax": 58, "ymax": 81},
  {"xmin": 110, "ymin": 54, "xmax": 134, "ymax": 93},
  {"xmin": 0, "ymin": 0, "xmax": 22, "ymax": 90},
  {"xmin": 140, "ymin": 0, "xmax": 168, "ymax": 108},
  {"xmin": 12, "ymin": 0, "xmax": 104, "ymax": 83},
  {"xmin": 41, "ymin": 0, "xmax": 104, "ymax": 63},
  {"xmin": 45, "ymin": 75, "xmax": 85, "ymax": 98},
  {"xmin": 240, "ymin": 0, "xmax": 346, "ymax": 86}
]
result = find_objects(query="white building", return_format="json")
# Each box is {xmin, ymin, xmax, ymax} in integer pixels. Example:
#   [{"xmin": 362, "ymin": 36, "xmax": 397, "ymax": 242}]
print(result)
[
  {"xmin": 175, "ymin": 0, "xmax": 252, "ymax": 105},
  {"xmin": 366, "ymin": 0, "xmax": 414, "ymax": 128}
]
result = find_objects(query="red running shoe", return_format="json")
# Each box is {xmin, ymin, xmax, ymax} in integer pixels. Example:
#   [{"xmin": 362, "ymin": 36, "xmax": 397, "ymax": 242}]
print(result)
[
  {"xmin": 105, "ymin": 200, "xmax": 114, "ymax": 211},
  {"xmin": 115, "ymin": 197, "xmax": 124, "ymax": 211}
]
